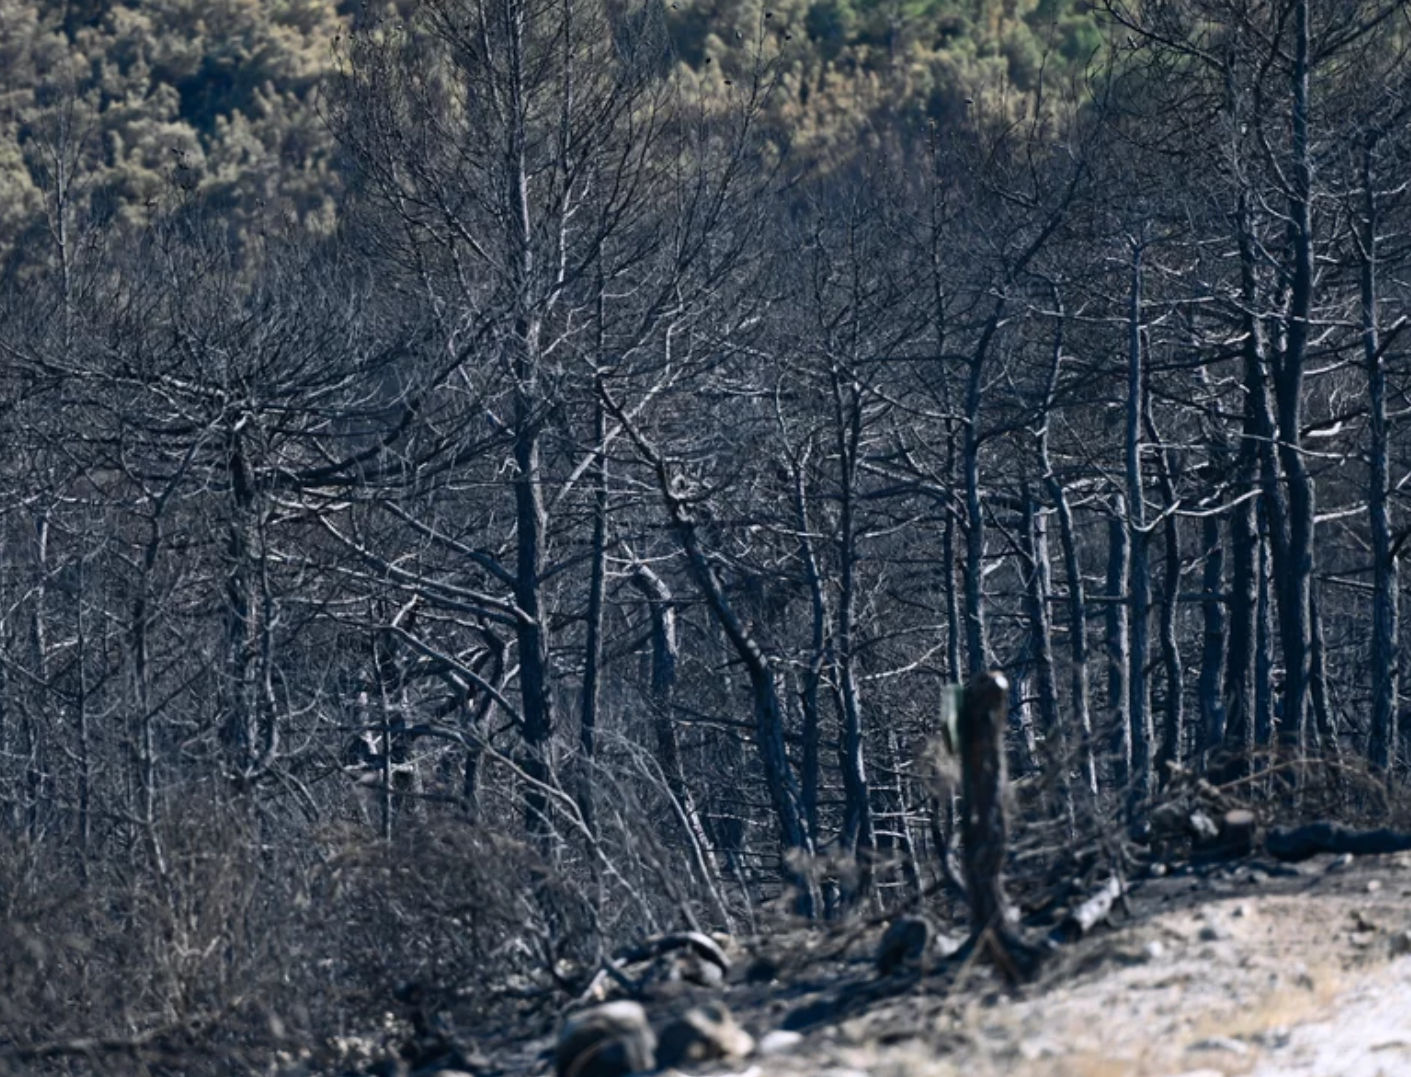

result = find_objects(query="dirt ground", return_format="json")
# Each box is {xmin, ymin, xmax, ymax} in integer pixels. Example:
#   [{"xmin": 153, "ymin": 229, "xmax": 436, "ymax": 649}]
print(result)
[{"xmin": 650, "ymin": 851, "xmax": 1411, "ymax": 1077}]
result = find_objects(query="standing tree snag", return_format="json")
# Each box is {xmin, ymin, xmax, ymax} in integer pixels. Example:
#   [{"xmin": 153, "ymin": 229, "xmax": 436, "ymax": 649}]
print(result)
[{"xmin": 958, "ymin": 670, "xmax": 1043, "ymax": 980}]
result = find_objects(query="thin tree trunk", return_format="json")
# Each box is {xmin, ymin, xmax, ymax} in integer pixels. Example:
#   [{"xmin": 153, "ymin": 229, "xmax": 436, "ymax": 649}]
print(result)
[
  {"xmin": 943, "ymin": 438, "xmax": 964, "ymax": 682},
  {"xmin": 1255, "ymin": 519, "xmax": 1276, "ymax": 749},
  {"xmin": 1037, "ymin": 300, "xmax": 1096, "ymax": 798},
  {"xmin": 1309, "ymin": 588, "xmax": 1335, "ymax": 755},
  {"xmin": 1232, "ymin": 178, "xmax": 1288, "ymax": 758},
  {"xmin": 832, "ymin": 369, "xmax": 874, "ymax": 905},
  {"xmin": 1143, "ymin": 402, "xmax": 1183, "ymax": 777},
  {"xmin": 374, "ymin": 635, "xmax": 396, "ymax": 843},
  {"xmin": 1106, "ymin": 497, "xmax": 1131, "ymax": 789},
  {"xmin": 1223, "ymin": 485, "xmax": 1257, "ymax": 766},
  {"xmin": 883, "ymin": 729, "xmax": 921, "ymax": 901},
  {"xmin": 1022, "ymin": 488, "xmax": 1062, "ymax": 779},
  {"xmin": 1125, "ymin": 242, "xmax": 1152, "ymax": 816},
  {"xmin": 670, "ymin": 507, "xmax": 813, "ymax": 911},
  {"xmin": 1363, "ymin": 137, "xmax": 1398, "ymax": 777},
  {"xmin": 963, "ymin": 402, "xmax": 987, "ymax": 673},
  {"xmin": 506, "ymin": 0, "xmax": 556, "ymax": 841},
  {"xmin": 76, "ymin": 555, "xmax": 91, "ymax": 881},
  {"xmin": 134, "ymin": 515, "xmax": 166, "ymax": 877},
  {"xmin": 789, "ymin": 443, "xmax": 824, "ymax": 844},
  {"xmin": 578, "ymin": 392, "xmax": 608, "ymax": 831},
  {"xmin": 513, "ymin": 370, "xmax": 555, "ymax": 841},
  {"xmin": 1198, "ymin": 515, "xmax": 1226, "ymax": 760},
  {"xmin": 1222, "ymin": 184, "xmax": 1264, "ymax": 773},
  {"xmin": 1269, "ymin": 0, "xmax": 1315, "ymax": 756},
  {"xmin": 600, "ymin": 380, "xmax": 815, "ymax": 914},
  {"xmin": 223, "ymin": 432, "xmax": 261, "ymax": 777},
  {"xmin": 630, "ymin": 563, "xmax": 727, "ymax": 922},
  {"xmin": 28, "ymin": 511, "xmax": 50, "ymax": 841}
]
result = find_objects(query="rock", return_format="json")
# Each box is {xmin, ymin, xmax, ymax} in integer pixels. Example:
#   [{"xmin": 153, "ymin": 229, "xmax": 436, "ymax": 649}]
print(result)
[
  {"xmin": 876, "ymin": 914, "xmax": 934, "ymax": 975},
  {"xmin": 1142, "ymin": 940, "xmax": 1166, "ymax": 961},
  {"xmin": 1390, "ymin": 930, "xmax": 1411, "ymax": 957},
  {"xmin": 1189, "ymin": 810, "xmax": 1220, "ymax": 843},
  {"xmin": 1187, "ymin": 1035, "xmax": 1249, "ymax": 1054},
  {"xmin": 1017, "ymin": 1038, "xmax": 1060, "ymax": 1060},
  {"xmin": 756, "ymin": 1029, "xmax": 804, "ymax": 1055},
  {"xmin": 656, "ymin": 1002, "xmax": 754, "ymax": 1068},
  {"xmin": 1248, "ymin": 1026, "xmax": 1292, "ymax": 1048},
  {"xmin": 1366, "ymin": 879, "xmax": 1382, "ymax": 893},
  {"xmin": 668, "ymin": 952, "xmax": 725, "ymax": 988},
  {"xmin": 1197, "ymin": 924, "xmax": 1228, "ymax": 942},
  {"xmin": 555, "ymin": 1001, "xmax": 656, "ymax": 1077}
]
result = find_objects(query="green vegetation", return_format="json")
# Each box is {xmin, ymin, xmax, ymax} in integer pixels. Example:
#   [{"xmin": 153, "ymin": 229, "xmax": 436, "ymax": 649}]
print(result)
[
  {"xmin": 0, "ymin": 0, "xmax": 1102, "ymax": 277},
  {"xmin": 0, "ymin": 0, "xmax": 343, "ymax": 277}
]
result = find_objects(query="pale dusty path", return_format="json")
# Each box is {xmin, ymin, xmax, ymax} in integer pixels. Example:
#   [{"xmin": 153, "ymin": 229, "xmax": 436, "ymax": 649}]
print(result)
[
  {"xmin": 1244, "ymin": 953, "xmax": 1411, "ymax": 1077},
  {"xmin": 710, "ymin": 853, "xmax": 1411, "ymax": 1077}
]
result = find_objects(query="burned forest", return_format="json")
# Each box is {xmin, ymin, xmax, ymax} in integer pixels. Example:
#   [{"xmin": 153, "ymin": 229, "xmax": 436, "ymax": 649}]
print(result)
[{"xmin": 2, "ymin": 0, "xmax": 1411, "ymax": 1072}]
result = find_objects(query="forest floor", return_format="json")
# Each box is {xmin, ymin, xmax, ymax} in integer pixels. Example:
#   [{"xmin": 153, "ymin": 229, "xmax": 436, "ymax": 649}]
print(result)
[
  {"xmin": 717, "ymin": 851, "xmax": 1411, "ymax": 1077},
  {"xmin": 482, "ymin": 850, "xmax": 1411, "ymax": 1077}
]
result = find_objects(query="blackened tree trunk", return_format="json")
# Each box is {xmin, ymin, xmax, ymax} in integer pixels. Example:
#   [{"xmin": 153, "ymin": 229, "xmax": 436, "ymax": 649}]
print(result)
[
  {"xmin": 1221, "ymin": 185, "xmax": 1266, "ymax": 771},
  {"xmin": 1038, "ymin": 294, "xmax": 1096, "ymax": 796},
  {"xmin": 577, "ymin": 389, "xmax": 608, "ymax": 832},
  {"xmin": 958, "ymin": 671, "xmax": 1041, "ymax": 980},
  {"xmin": 1231, "ymin": 173, "xmax": 1291, "ymax": 757},
  {"xmin": 1021, "ymin": 487, "xmax": 1061, "ymax": 761},
  {"xmin": 462, "ymin": 635, "xmax": 506, "ymax": 821},
  {"xmin": 513, "ymin": 378, "xmax": 556, "ymax": 840},
  {"xmin": 832, "ymin": 369, "xmax": 875, "ymax": 904},
  {"xmin": 604, "ymin": 382, "xmax": 816, "ymax": 914},
  {"xmin": 1361, "ymin": 137, "xmax": 1397, "ymax": 777},
  {"xmin": 962, "ymin": 381, "xmax": 988, "ymax": 674},
  {"xmin": 1144, "ymin": 401, "xmax": 1183, "ymax": 777},
  {"xmin": 1107, "ymin": 496, "xmax": 1131, "ymax": 789},
  {"xmin": 1267, "ymin": 0, "xmax": 1316, "ymax": 756},
  {"xmin": 629, "ymin": 563, "xmax": 724, "ymax": 907},
  {"xmin": 1223, "ymin": 484, "xmax": 1257, "ymax": 766},
  {"xmin": 673, "ymin": 515, "xmax": 814, "ymax": 914},
  {"xmin": 1255, "ymin": 519, "xmax": 1276, "ymax": 749},
  {"xmin": 943, "ymin": 437, "xmax": 964, "ymax": 683},
  {"xmin": 789, "ymin": 446, "xmax": 825, "ymax": 845},
  {"xmin": 1198, "ymin": 515, "xmax": 1226, "ymax": 759},
  {"xmin": 1125, "ymin": 241, "xmax": 1152, "ymax": 815}
]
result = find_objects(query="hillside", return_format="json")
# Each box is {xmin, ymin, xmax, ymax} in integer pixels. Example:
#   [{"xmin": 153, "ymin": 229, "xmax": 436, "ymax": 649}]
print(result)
[
  {"xmin": 1, "ymin": 0, "xmax": 1409, "ymax": 1072},
  {"xmin": 0, "ymin": 0, "xmax": 1099, "ymax": 276}
]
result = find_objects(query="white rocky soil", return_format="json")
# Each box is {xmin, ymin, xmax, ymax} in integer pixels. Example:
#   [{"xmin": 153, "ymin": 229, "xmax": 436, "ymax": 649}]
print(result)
[{"xmin": 692, "ymin": 852, "xmax": 1411, "ymax": 1077}]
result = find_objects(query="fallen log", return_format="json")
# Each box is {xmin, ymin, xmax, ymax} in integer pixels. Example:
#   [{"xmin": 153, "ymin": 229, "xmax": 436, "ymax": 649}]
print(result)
[
  {"xmin": 614, "ymin": 931, "xmax": 730, "ymax": 974},
  {"xmin": 1049, "ymin": 875, "xmax": 1125, "ymax": 944},
  {"xmin": 1266, "ymin": 821, "xmax": 1411, "ymax": 862}
]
